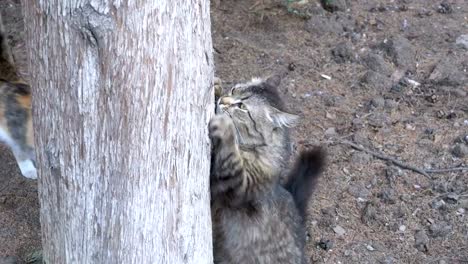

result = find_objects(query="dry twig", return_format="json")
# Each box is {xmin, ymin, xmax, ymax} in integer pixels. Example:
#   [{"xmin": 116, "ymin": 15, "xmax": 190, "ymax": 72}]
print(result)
[
  {"xmin": 425, "ymin": 167, "xmax": 468, "ymax": 173},
  {"xmin": 340, "ymin": 140, "xmax": 432, "ymax": 179},
  {"xmin": 339, "ymin": 140, "xmax": 468, "ymax": 178}
]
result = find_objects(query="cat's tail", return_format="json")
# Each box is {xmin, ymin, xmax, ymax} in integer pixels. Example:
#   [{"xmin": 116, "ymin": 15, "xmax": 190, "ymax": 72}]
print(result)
[
  {"xmin": 285, "ymin": 148, "xmax": 325, "ymax": 218},
  {"xmin": 0, "ymin": 11, "xmax": 18, "ymax": 81}
]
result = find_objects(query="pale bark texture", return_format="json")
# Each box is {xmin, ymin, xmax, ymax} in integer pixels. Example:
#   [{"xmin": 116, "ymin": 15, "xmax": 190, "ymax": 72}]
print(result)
[{"xmin": 22, "ymin": 1, "xmax": 214, "ymax": 263}]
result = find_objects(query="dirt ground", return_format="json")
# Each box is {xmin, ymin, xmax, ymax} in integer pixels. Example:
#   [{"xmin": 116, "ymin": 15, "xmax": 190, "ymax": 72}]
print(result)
[{"xmin": 1, "ymin": 0, "xmax": 467, "ymax": 263}]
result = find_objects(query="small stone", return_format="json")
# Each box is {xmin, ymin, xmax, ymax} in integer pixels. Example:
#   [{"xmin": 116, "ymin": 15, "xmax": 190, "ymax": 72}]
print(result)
[
  {"xmin": 324, "ymin": 127, "xmax": 337, "ymax": 136},
  {"xmin": 379, "ymin": 188, "xmax": 396, "ymax": 204},
  {"xmin": 449, "ymin": 180, "xmax": 466, "ymax": 194},
  {"xmin": 380, "ymin": 36, "xmax": 415, "ymax": 72},
  {"xmin": 317, "ymin": 238, "xmax": 334, "ymax": 250},
  {"xmin": 431, "ymin": 199, "xmax": 447, "ymax": 210},
  {"xmin": 360, "ymin": 70, "xmax": 392, "ymax": 90},
  {"xmin": 456, "ymin": 208, "xmax": 465, "ymax": 215},
  {"xmin": 399, "ymin": 225, "xmax": 406, "ymax": 232},
  {"xmin": 352, "ymin": 118, "xmax": 365, "ymax": 129},
  {"xmin": 417, "ymin": 8, "xmax": 433, "ymax": 17},
  {"xmin": 370, "ymin": 96, "xmax": 385, "ymax": 108},
  {"xmin": 333, "ymin": 225, "xmax": 346, "ymax": 236},
  {"xmin": 459, "ymin": 199, "xmax": 468, "ymax": 209},
  {"xmin": 362, "ymin": 201, "xmax": 378, "ymax": 225},
  {"xmin": 326, "ymin": 112, "xmax": 336, "ymax": 119},
  {"xmin": 390, "ymin": 78, "xmax": 408, "ymax": 94},
  {"xmin": 305, "ymin": 15, "xmax": 343, "ymax": 35},
  {"xmin": 452, "ymin": 144, "xmax": 468, "ymax": 158},
  {"xmin": 366, "ymin": 244, "xmax": 375, "ymax": 251},
  {"xmin": 444, "ymin": 193, "xmax": 459, "ymax": 204},
  {"xmin": 405, "ymin": 124, "xmax": 415, "ymax": 130},
  {"xmin": 400, "ymin": 194, "xmax": 411, "ymax": 202},
  {"xmin": 320, "ymin": 0, "xmax": 347, "ymax": 12},
  {"xmin": 364, "ymin": 53, "xmax": 392, "ymax": 76},
  {"xmin": 323, "ymin": 95, "xmax": 341, "ymax": 107},
  {"xmin": 429, "ymin": 57, "xmax": 466, "ymax": 87},
  {"xmin": 368, "ymin": 113, "xmax": 390, "ymax": 128},
  {"xmin": 378, "ymin": 256, "xmax": 397, "ymax": 264},
  {"xmin": 349, "ymin": 184, "xmax": 371, "ymax": 199},
  {"xmin": 332, "ymin": 42, "xmax": 355, "ymax": 63},
  {"xmin": 437, "ymin": 1, "xmax": 453, "ymax": 14},
  {"xmin": 319, "ymin": 207, "xmax": 336, "ymax": 227},
  {"xmin": 429, "ymin": 222, "xmax": 452, "ymax": 238},
  {"xmin": 414, "ymin": 230, "xmax": 429, "ymax": 252}
]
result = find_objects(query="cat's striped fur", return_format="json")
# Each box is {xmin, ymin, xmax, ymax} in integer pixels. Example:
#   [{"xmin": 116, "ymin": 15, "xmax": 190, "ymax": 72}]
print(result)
[
  {"xmin": 0, "ymin": 12, "xmax": 36, "ymax": 179},
  {"xmin": 210, "ymin": 76, "xmax": 324, "ymax": 264}
]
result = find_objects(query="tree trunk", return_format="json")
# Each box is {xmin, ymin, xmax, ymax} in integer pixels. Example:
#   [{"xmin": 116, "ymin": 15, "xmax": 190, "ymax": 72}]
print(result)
[{"xmin": 22, "ymin": 1, "xmax": 214, "ymax": 263}]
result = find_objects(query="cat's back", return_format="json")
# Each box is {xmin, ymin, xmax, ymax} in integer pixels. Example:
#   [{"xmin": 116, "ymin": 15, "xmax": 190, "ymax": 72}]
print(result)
[{"xmin": 213, "ymin": 186, "xmax": 306, "ymax": 264}]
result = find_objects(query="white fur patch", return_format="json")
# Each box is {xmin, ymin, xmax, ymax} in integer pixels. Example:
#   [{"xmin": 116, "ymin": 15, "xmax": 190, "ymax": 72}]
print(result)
[
  {"xmin": 248, "ymin": 77, "xmax": 264, "ymax": 86},
  {"xmin": 1, "ymin": 127, "xmax": 37, "ymax": 179},
  {"xmin": 232, "ymin": 77, "xmax": 265, "ymax": 91},
  {"xmin": 0, "ymin": 126, "xmax": 14, "ymax": 147},
  {"xmin": 18, "ymin": 160, "xmax": 37, "ymax": 179}
]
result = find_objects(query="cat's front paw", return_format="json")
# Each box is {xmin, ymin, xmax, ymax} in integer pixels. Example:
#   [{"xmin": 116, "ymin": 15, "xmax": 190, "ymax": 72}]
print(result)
[{"xmin": 209, "ymin": 114, "xmax": 235, "ymax": 147}]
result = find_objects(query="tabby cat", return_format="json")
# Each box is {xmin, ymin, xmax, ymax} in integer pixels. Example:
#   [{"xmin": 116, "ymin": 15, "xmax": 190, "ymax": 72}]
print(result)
[
  {"xmin": 0, "ymin": 12, "xmax": 36, "ymax": 179},
  {"xmin": 210, "ymin": 76, "xmax": 324, "ymax": 264}
]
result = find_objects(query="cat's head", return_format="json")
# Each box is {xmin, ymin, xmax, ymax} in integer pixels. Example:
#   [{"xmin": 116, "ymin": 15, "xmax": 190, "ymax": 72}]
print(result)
[{"xmin": 216, "ymin": 76, "xmax": 299, "ymax": 150}]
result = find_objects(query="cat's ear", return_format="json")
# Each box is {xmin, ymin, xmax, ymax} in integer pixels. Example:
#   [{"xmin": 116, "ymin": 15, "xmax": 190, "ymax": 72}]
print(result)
[
  {"xmin": 267, "ymin": 108, "xmax": 300, "ymax": 128},
  {"xmin": 265, "ymin": 75, "xmax": 281, "ymax": 88}
]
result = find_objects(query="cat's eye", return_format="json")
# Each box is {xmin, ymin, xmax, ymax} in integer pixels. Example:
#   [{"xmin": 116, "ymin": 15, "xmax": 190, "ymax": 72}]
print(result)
[{"xmin": 234, "ymin": 102, "xmax": 247, "ymax": 110}]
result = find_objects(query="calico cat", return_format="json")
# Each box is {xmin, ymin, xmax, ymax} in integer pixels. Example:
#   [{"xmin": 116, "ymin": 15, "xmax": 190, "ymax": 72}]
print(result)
[
  {"xmin": 0, "ymin": 13, "xmax": 36, "ymax": 179},
  {"xmin": 210, "ymin": 76, "xmax": 324, "ymax": 264}
]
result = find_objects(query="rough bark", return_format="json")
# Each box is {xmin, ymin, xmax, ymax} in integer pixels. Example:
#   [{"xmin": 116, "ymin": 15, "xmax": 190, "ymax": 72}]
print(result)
[{"xmin": 22, "ymin": 1, "xmax": 214, "ymax": 263}]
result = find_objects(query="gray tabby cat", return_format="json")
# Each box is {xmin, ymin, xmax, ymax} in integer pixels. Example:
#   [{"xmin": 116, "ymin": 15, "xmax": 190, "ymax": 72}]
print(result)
[
  {"xmin": 210, "ymin": 76, "xmax": 324, "ymax": 264},
  {"xmin": 0, "ymin": 12, "xmax": 37, "ymax": 179}
]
